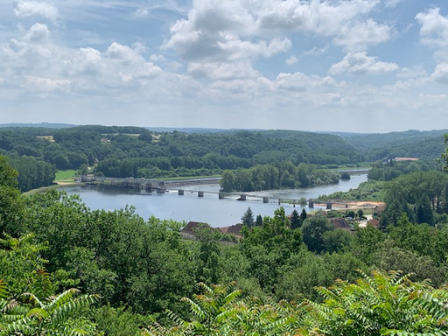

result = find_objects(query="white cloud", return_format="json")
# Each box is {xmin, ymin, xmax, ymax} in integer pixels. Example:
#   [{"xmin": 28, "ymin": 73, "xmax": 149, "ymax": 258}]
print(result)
[
  {"xmin": 304, "ymin": 46, "xmax": 328, "ymax": 56},
  {"xmin": 106, "ymin": 42, "xmax": 145, "ymax": 64},
  {"xmin": 286, "ymin": 56, "xmax": 298, "ymax": 65},
  {"xmin": 329, "ymin": 52, "xmax": 399, "ymax": 75},
  {"xmin": 133, "ymin": 8, "xmax": 149, "ymax": 18},
  {"xmin": 432, "ymin": 63, "xmax": 448, "ymax": 84},
  {"xmin": 149, "ymin": 54, "xmax": 166, "ymax": 62},
  {"xmin": 275, "ymin": 72, "xmax": 336, "ymax": 91},
  {"xmin": 334, "ymin": 19, "xmax": 392, "ymax": 51},
  {"xmin": 188, "ymin": 61, "xmax": 259, "ymax": 80},
  {"xmin": 384, "ymin": 0, "xmax": 403, "ymax": 8},
  {"xmin": 257, "ymin": 0, "xmax": 380, "ymax": 34},
  {"xmin": 165, "ymin": 0, "xmax": 386, "ymax": 63},
  {"xmin": 13, "ymin": 0, "xmax": 58, "ymax": 23},
  {"xmin": 397, "ymin": 66, "xmax": 428, "ymax": 78},
  {"xmin": 416, "ymin": 7, "xmax": 448, "ymax": 48},
  {"xmin": 24, "ymin": 23, "xmax": 50, "ymax": 43}
]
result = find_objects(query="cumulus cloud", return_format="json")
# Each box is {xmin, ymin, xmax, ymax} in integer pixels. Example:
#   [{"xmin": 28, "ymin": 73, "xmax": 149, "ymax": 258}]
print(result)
[
  {"xmin": 334, "ymin": 19, "xmax": 392, "ymax": 51},
  {"xmin": 275, "ymin": 72, "xmax": 336, "ymax": 91},
  {"xmin": 106, "ymin": 42, "xmax": 145, "ymax": 64},
  {"xmin": 397, "ymin": 66, "xmax": 428, "ymax": 78},
  {"xmin": 165, "ymin": 0, "xmax": 387, "ymax": 63},
  {"xmin": 329, "ymin": 52, "xmax": 399, "ymax": 75},
  {"xmin": 13, "ymin": 0, "xmax": 58, "ymax": 23},
  {"xmin": 24, "ymin": 23, "xmax": 50, "ymax": 43},
  {"xmin": 416, "ymin": 7, "xmax": 448, "ymax": 48},
  {"xmin": 432, "ymin": 63, "xmax": 448, "ymax": 84},
  {"xmin": 188, "ymin": 61, "xmax": 259, "ymax": 80},
  {"xmin": 286, "ymin": 56, "xmax": 298, "ymax": 65}
]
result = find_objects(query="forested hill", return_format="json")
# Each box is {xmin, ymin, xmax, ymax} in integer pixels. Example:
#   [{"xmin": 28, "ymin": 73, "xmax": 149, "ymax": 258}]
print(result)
[
  {"xmin": 0, "ymin": 127, "xmax": 357, "ymax": 177},
  {"xmin": 332, "ymin": 129, "xmax": 448, "ymax": 161}
]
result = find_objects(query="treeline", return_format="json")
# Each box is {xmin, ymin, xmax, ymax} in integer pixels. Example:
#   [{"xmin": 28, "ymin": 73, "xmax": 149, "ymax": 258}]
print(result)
[
  {"xmin": 340, "ymin": 129, "xmax": 448, "ymax": 161},
  {"xmin": 8, "ymin": 156, "xmax": 56, "ymax": 192},
  {"xmin": 220, "ymin": 162, "xmax": 340, "ymax": 192},
  {"xmin": 0, "ymin": 126, "xmax": 359, "ymax": 189},
  {"xmin": 368, "ymin": 159, "xmax": 441, "ymax": 182},
  {"xmin": 2, "ymin": 155, "xmax": 448, "ymax": 334}
]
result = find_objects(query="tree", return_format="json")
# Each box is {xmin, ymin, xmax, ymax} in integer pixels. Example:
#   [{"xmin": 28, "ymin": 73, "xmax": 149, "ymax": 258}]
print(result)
[
  {"xmin": 0, "ymin": 274, "xmax": 99, "ymax": 335},
  {"xmin": 220, "ymin": 170, "xmax": 234, "ymax": 192},
  {"xmin": 300, "ymin": 209, "xmax": 307, "ymax": 222},
  {"xmin": 290, "ymin": 209, "xmax": 301, "ymax": 229},
  {"xmin": 0, "ymin": 155, "xmax": 25, "ymax": 236},
  {"xmin": 357, "ymin": 209, "xmax": 364, "ymax": 218},
  {"xmin": 306, "ymin": 270, "xmax": 448, "ymax": 335},
  {"xmin": 301, "ymin": 216, "xmax": 334, "ymax": 253},
  {"xmin": 241, "ymin": 207, "xmax": 254, "ymax": 227},
  {"xmin": 340, "ymin": 171, "xmax": 350, "ymax": 180},
  {"xmin": 255, "ymin": 214, "xmax": 263, "ymax": 227},
  {"xmin": 442, "ymin": 134, "xmax": 448, "ymax": 172}
]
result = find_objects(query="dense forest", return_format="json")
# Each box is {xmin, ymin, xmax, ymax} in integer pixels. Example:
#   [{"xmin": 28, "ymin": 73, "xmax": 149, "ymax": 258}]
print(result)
[
  {"xmin": 3, "ymin": 142, "xmax": 448, "ymax": 334},
  {"xmin": 1, "ymin": 125, "xmax": 447, "ymax": 193}
]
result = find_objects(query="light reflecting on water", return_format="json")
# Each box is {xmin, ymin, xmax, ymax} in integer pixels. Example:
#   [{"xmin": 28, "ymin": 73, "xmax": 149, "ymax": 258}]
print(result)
[{"xmin": 62, "ymin": 174, "xmax": 367, "ymax": 228}]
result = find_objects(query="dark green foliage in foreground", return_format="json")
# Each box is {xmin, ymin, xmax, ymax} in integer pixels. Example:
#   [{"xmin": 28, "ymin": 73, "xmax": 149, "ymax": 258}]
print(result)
[
  {"xmin": 3, "ymin": 155, "xmax": 448, "ymax": 334},
  {"xmin": 146, "ymin": 271, "xmax": 448, "ymax": 335}
]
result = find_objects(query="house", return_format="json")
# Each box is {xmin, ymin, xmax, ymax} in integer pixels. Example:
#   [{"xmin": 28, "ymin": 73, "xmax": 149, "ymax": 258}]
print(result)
[
  {"xmin": 367, "ymin": 219, "xmax": 380, "ymax": 228},
  {"xmin": 219, "ymin": 224, "xmax": 244, "ymax": 238},
  {"xmin": 373, "ymin": 205, "xmax": 386, "ymax": 217},
  {"xmin": 180, "ymin": 221, "xmax": 210, "ymax": 239}
]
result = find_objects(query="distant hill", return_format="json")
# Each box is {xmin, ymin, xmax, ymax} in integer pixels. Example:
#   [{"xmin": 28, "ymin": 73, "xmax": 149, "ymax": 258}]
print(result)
[
  {"xmin": 329, "ymin": 130, "xmax": 448, "ymax": 161},
  {"xmin": 0, "ymin": 123, "xmax": 76, "ymax": 129},
  {"xmin": 145, "ymin": 127, "xmax": 248, "ymax": 134}
]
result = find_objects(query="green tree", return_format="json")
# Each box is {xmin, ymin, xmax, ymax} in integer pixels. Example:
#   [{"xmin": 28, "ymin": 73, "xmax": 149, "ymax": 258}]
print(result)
[
  {"xmin": 301, "ymin": 216, "xmax": 334, "ymax": 253},
  {"xmin": 290, "ymin": 209, "xmax": 301, "ymax": 229},
  {"xmin": 0, "ymin": 155, "xmax": 25, "ymax": 236},
  {"xmin": 306, "ymin": 270, "xmax": 448, "ymax": 335},
  {"xmin": 241, "ymin": 207, "xmax": 254, "ymax": 227},
  {"xmin": 220, "ymin": 170, "xmax": 234, "ymax": 192},
  {"xmin": 255, "ymin": 214, "xmax": 263, "ymax": 227}
]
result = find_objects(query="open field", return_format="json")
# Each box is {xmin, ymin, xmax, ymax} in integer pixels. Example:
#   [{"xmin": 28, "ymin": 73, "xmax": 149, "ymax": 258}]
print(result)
[{"xmin": 55, "ymin": 170, "xmax": 78, "ymax": 182}]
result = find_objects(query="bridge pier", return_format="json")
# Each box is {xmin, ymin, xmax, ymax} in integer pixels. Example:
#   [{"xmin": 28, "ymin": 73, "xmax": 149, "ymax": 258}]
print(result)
[
  {"xmin": 198, "ymin": 191, "xmax": 204, "ymax": 198},
  {"xmin": 178, "ymin": 189, "xmax": 184, "ymax": 196},
  {"xmin": 263, "ymin": 197, "xmax": 269, "ymax": 203},
  {"xmin": 309, "ymin": 199, "xmax": 314, "ymax": 208}
]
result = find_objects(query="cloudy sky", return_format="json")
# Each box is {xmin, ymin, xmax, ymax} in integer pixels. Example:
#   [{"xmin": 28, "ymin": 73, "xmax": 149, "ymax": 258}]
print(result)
[{"xmin": 0, "ymin": 0, "xmax": 447, "ymax": 132}]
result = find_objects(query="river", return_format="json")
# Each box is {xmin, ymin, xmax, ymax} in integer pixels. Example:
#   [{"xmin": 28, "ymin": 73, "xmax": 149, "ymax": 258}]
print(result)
[{"xmin": 61, "ymin": 174, "xmax": 367, "ymax": 228}]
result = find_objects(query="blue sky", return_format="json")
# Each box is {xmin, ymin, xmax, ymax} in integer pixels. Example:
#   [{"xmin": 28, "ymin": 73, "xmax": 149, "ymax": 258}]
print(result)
[{"xmin": 0, "ymin": 0, "xmax": 447, "ymax": 132}]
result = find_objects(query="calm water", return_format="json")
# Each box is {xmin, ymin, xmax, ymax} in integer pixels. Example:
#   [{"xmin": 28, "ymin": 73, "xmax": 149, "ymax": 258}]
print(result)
[{"xmin": 62, "ymin": 174, "xmax": 367, "ymax": 228}]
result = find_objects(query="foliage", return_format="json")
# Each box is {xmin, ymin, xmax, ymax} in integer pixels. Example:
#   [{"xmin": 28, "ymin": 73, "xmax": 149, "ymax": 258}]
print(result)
[
  {"xmin": 0, "ymin": 155, "xmax": 25, "ymax": 235},
  {"xmin": 301, "ymin": 216, "xmax": 334, "ymax": 253},
  {"xmin": 220, "ymin": 162, "xmax": 340, "ymax": 192},
  {"xmin": 305, "ymin": 270, "xmax": 448, "ymax": 335},
  {"xmin": 241, "ymin": 207, "xmax": 254, "ymax": 227}
]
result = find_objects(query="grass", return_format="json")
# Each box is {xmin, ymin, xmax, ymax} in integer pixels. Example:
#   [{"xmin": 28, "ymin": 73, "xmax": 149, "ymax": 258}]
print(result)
[{"xmin": 55, "ymin": 170, "xmax": 78, "ymax": 182}]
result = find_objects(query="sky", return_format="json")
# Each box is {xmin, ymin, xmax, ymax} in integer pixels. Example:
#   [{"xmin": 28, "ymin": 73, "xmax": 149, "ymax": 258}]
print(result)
[{"xmin": 0, "ymin": 0, "xmax": 448, "ymax": 133}]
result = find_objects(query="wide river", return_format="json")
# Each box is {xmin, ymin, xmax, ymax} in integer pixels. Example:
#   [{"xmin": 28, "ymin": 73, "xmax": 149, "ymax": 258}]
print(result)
[{"xmin": 62, "ymin": 174, "xmax": 368, "ymax": 228}]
